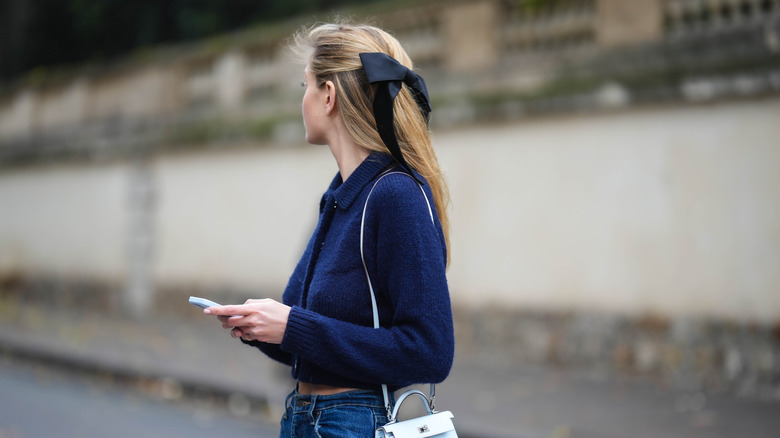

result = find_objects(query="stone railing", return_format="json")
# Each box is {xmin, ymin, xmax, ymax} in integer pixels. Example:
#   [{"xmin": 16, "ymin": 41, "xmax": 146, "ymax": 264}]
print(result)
[
  {"xmin": 2, "ymin": 0, "xmax": 779, "ymax": 161},
  {"xmin": 379, "ymin": 3, "xmax": 445, "ymax": 70},
  {"xmin": 665, "ymin": 0, "xmax": 780, "ymax": 38},
  {"xmin": 500, "ymin": 0, "xmax": 597, "ymax": 57}
]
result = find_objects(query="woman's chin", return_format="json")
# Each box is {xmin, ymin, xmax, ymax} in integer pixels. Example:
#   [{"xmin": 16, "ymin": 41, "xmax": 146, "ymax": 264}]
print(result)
[{"xmin": 304, "ymin": 134, "xmax": 326, "ymax": 146}]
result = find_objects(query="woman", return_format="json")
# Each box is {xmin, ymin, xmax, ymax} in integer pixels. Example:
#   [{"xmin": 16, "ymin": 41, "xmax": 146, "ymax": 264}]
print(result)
[{"xmin": 205, "ymin": 23, "xmax": 454, "ymax": 437}]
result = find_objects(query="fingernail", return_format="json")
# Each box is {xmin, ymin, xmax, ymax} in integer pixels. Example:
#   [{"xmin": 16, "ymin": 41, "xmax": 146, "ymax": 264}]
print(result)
[{"xmin": 203, "ymin": 308, "xmax": 211, "ymax": 314}]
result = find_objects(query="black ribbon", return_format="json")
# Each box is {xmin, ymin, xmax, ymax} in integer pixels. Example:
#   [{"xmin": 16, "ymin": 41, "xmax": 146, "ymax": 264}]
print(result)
[{"xmin": 359, "ymin": 52, "xmax": 431, "ymax": 184}]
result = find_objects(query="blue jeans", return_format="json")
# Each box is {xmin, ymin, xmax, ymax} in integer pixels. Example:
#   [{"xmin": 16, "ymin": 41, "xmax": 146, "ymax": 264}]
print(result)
[{"xmin": 279, "ymin": 388, "xmax": 392, "ymax": 438}]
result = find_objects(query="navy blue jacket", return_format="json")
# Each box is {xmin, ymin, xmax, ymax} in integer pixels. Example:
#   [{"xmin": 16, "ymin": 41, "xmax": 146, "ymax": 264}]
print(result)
[{"xmin": 246, "ymin": 152, "xmax": 454, "ymax": 390}]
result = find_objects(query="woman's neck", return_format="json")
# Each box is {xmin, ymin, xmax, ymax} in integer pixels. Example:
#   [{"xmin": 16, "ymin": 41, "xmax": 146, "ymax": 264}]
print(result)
[
  {"xmin": 333, "ymin": 145, "xmax": 369, "ymax": 182},
  {"xmin": 328, "ymin": 124, "xmax": 369, "ymax": 182}
]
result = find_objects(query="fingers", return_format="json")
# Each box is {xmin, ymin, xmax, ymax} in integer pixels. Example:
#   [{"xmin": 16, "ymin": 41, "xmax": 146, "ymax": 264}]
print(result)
[
  {"xmin": 204, "ymin": 305, "xmax": 247, "ymax": 316},
  {"xmin": 206, "ymin": 299, "xmax": 270, "ymax": 316},
  {"xmin": 231, "ymin": 327, "xmax": 254, "ymax": 342},
  {"xmin": 219, "ymin": 315, "xmax": 242, "ymax": 329},
  {"xmin": 212, "ymin": 298, "xmax": 288, "ymax": 345},
  {"xmin": 221, "ymin": 315, "xmax": 249, "ymax": 328}
]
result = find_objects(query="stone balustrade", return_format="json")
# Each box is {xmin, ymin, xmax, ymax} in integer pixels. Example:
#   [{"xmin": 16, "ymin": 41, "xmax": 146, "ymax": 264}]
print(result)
[
  {"xmin": 1, "ymin": 0, "xmax": 779, "ymax": 158},
  {"xmin": 501, "ymin": 0, "xmax": 597, "ymax": 56},
  {"xmin": 665, "ymin": 0, "xmax": 780, "ymax": 37}
]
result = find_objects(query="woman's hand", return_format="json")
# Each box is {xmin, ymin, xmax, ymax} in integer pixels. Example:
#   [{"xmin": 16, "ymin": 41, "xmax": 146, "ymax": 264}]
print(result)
[{"xmin": 205, "ymin": 299, "xmax": 291, "ymax": 344}]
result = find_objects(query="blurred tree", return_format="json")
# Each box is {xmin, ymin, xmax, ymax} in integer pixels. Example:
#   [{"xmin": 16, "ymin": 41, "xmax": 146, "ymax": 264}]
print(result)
[{"xmin": 0, "ymin": 0, "xmax": 386, "ymax": 83}]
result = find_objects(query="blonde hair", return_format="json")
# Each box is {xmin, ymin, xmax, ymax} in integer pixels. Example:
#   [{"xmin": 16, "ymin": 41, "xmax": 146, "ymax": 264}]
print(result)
[{"xmin": 293, "ymin": 23, "xmax": 451, "ymax": 259}]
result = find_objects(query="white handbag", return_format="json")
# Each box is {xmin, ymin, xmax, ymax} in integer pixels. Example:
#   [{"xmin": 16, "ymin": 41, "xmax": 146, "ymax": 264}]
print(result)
[
  {"xmin": 375, "ymin": 389, "xmax": 457, "ymax": 438},
  {"xmin": 360, "ymin": 171, "xmax": 458, "ymax": 438}
]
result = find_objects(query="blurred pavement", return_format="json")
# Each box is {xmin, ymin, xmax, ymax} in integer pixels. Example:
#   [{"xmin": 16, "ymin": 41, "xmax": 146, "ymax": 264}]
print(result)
[{"xmin": 1, "ymin": 297, "xmax": 779, "ymax": 438}]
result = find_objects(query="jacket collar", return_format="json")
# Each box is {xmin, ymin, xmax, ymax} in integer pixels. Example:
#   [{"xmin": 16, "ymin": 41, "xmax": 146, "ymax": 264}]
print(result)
[{"xmin": 327, "ymin": 152, "xmax": 395, "ymax": 210}]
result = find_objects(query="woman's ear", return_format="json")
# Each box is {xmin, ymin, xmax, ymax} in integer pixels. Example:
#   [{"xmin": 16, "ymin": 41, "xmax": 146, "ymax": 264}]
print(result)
[{"xmin": 324, "ymin": 80, "xmax": 337, "ymax": 115}]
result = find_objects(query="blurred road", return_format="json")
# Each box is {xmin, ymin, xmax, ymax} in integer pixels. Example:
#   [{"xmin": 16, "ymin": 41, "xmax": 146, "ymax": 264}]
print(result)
[
  {"xmin": 0, "ymin": 360, "xmax": 278, "ymax": 438},
  {"xmin": 443, "ymin": 358, "xmax": 780, "ymax": 438},
  {"xmin": 1, "ymin": 298, "xmax": 779, "ymax": 438}
]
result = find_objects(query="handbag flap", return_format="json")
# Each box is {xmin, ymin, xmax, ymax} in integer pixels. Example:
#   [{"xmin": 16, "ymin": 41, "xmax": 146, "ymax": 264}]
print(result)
[{"xmin": 379, "ymin": 411, "xmax": 455, "ymax": 438}]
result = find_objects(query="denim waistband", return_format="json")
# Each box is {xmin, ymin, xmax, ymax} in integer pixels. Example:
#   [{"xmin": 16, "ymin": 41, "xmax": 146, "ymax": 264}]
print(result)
[{"xmin": 284, "ymin": 388, "xmax": 392, "ymax": 412}]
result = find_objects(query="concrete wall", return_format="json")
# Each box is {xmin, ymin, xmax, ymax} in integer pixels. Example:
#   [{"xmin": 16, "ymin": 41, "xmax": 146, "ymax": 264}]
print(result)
[
  {"xmin": 152, "ymin": 147, "xmax": 332, "ymax": 292},
  {"xmin": 2, "ymin": 98, "xmax": 778, "ymax": 322},
  {"xmin": 440, "ymin": 99, "xmax": 780, "ymax": 323},
  {"xmin": 0, "ymin": 162, "xmax": 127, "ymax": 279}
]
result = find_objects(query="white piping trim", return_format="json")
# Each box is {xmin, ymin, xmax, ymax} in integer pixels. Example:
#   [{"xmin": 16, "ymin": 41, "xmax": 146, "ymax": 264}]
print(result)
[{"xmin": 359, "ymin": 171, "xmax": 435, "ymax": 416}]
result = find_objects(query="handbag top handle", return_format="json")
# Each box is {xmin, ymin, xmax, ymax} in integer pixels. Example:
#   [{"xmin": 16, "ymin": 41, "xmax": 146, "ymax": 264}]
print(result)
[{"xmin": 359, "ymin": 171, "xmax": 437, "ymax": 418}]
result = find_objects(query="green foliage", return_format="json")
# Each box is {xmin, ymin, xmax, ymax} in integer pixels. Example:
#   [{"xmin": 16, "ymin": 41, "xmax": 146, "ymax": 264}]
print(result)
[{"xmin": 519, "ymin": 0, "xmax": 565, "ymax": 13}]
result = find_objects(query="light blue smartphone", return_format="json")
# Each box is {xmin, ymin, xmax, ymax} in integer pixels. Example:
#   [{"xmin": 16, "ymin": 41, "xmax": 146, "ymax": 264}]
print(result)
[{"xmin": 188, "ymin": 296, "xmax": 222, "ymax": 309}]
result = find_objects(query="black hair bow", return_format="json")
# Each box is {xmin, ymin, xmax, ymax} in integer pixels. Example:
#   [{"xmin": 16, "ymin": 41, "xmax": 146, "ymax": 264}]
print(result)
[{"xmin": 359, "ymin": 52, "xmax": 431, "ymax": 184}]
